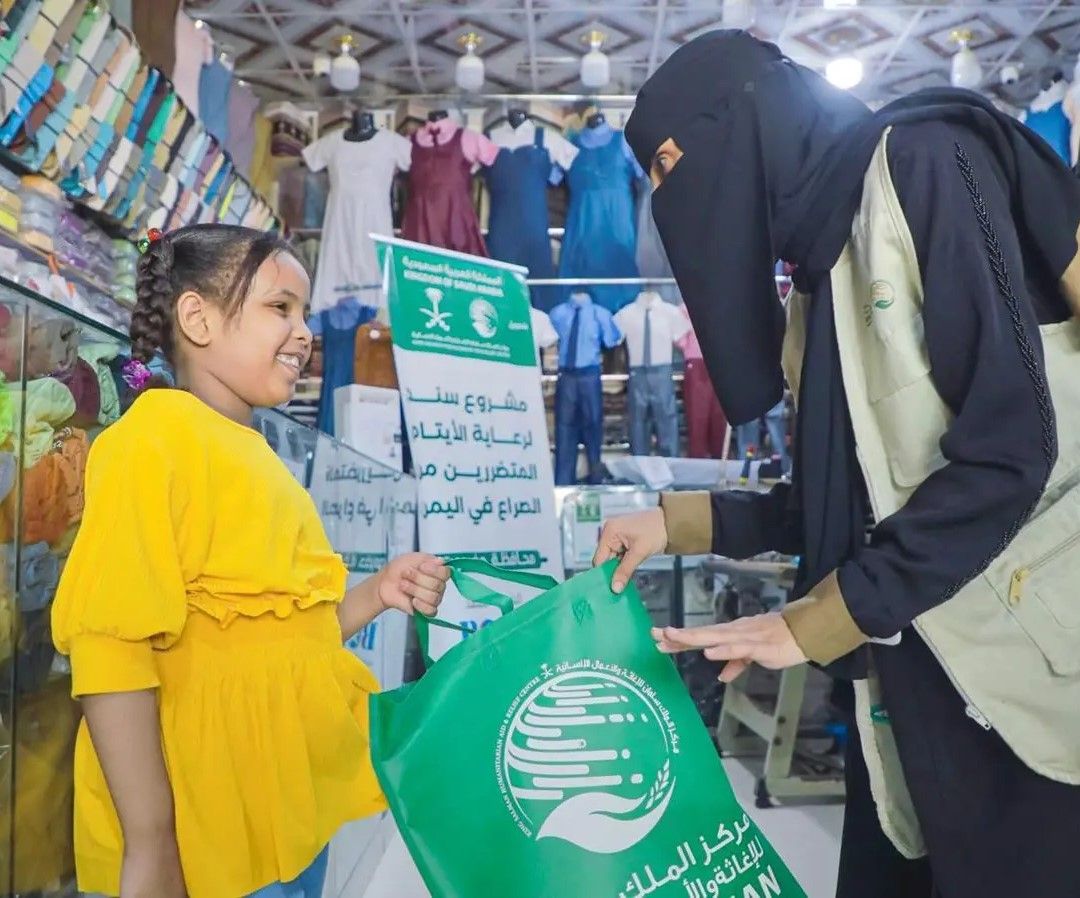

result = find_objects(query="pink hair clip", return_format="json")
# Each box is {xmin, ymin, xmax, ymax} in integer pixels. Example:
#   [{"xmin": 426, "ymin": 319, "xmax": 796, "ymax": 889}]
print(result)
[{"xmin": 121, "ymin": 358, "xmax": 153, "ymax": 392}]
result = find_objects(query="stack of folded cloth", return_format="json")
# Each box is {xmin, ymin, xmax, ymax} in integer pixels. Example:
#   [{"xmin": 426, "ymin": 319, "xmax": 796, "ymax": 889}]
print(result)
[
  {"xmin": 18, "ymin": 176, "xmax": 63, "ymax": 254},
  {"xmin": 55, "ymin": 210, "xmax": 112, "ymax": 285},
  {"xmin": 0, "ymin": 167, "xmax": 21, "ymax": 235},
  {"xmin": 110, "ymin": 238, "xmax": 137, "ymax": 306}
]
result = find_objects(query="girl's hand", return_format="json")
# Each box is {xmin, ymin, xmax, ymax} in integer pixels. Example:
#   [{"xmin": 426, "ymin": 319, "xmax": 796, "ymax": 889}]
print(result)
[
  {"xmin": 376, "ymin": 553, "xmax": 449, "ymax": 617},
  {"xmin": 121, "ymin": 836, "xmax": 186, "ymax": 898},
  {"xmin": 652, "ymin": 613, "xmax": 807, "ymax": 683}
]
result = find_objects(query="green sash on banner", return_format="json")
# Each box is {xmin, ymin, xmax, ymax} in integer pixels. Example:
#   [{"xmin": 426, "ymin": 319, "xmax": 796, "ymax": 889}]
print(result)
[{"xmin": 370, "ymin": 561, "xmax": 808, "ymax": 898}]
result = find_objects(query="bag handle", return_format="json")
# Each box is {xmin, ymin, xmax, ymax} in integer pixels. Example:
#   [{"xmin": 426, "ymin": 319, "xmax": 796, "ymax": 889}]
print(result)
[{"xmin": 414, "ymin": 558, "xmax": 559, "ymax": 667}]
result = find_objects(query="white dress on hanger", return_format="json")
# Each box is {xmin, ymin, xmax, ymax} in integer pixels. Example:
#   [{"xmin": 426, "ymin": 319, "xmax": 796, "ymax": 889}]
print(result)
[{"xmin": 303, "ymin": 128, "xmax": 412, "ymax": 313}]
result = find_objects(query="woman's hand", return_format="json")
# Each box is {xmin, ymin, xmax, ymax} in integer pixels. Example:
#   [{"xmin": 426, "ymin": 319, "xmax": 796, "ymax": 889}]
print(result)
[
  {"xmin": 652, "ymin": 613, "xmax": 807, "ymax": 683},
  {"xmin": 121, "ymin": 835, "xmax": 186, "ymax": 898},
  {"xmin": 376, "ymin": 553, "xmax": 449, "ymax": 617},
  {"xmin": 592, "ymin": 507, "xmax": 669, "ymax": 593}
]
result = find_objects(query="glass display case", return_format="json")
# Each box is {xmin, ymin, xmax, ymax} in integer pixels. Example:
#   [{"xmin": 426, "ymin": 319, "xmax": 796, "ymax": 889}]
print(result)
[
  {"xmin": 0, "ymin": 274, "xmax": 128, "ymax": 895},
  {"xmin": 0, "ymin": 276, "xmax": 420, "ymax": 896}
]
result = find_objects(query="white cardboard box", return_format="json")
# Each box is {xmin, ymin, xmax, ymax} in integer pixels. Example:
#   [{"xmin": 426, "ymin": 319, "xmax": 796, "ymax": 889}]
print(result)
[{"xmin": 334, "ymin": 384, "xmax": 403, "ymax": 471}]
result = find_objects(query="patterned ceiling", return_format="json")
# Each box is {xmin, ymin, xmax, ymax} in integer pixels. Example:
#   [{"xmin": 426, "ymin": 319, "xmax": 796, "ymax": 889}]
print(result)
[{"xmin": 187, "ymin": 0, "xmax": 1080, "ymax": 110}]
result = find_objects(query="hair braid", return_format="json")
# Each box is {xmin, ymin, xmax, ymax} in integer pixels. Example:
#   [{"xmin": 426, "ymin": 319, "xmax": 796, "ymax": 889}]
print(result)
[{"xmin": 130, "ymin": 237, "xmax": 176, "ymax": 363}]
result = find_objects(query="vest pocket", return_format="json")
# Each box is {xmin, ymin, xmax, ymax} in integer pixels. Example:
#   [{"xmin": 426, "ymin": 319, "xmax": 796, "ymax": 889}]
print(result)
[
  {"xmin": 863, "ymin": 313, "xmax": 949, "ymax": 488},
  {"xmin": 985, "ymin": 477, "xmax": 1080, "ymax": 676}
]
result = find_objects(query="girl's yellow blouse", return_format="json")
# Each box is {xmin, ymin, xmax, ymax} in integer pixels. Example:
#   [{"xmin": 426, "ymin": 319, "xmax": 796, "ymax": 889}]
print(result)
[{"xmin": 52, "ymin": 390, "xmax": 385, "ymax": 898}]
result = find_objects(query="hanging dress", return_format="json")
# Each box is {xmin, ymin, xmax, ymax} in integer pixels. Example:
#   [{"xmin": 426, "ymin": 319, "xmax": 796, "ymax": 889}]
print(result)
[
  {"xmin": 485, "ymin": 128, "xmax": 557, "ymax": 309},
  {"xmin": 559, "ymin": 127, "xmax": 640, "ymax": 311},
  {"xmin": 401, "ymin": 126, "xmax": 487, "ymax": 256},
  {"xmin": 1023, "ymin": 79, "xmax": 1071, "ymax": 164},
  {"xmin": 313, "ymin": 298, "xmax": 378, "ymax": 436},
  {"xmin": 302, "ymin": 128, "xmax": 412, "ymax": 313}
]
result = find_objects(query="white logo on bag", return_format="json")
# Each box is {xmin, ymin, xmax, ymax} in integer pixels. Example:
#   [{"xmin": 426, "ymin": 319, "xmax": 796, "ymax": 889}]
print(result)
[{"xmin": 496, "ymin": 666, "xmax": 676, "ymax": 854}]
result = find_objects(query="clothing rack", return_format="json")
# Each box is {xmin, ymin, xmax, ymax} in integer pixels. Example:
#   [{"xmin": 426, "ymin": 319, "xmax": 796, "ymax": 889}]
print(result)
[
  {"xmin": 540, "ymin": 372, "xmax": 685, "ymax": 385},
  {"xmin": 300, "ymin": 92, "xmax": 639, "ymax": 107},
  {"xmin": 527, "ymin": 276, "xmax": 678, "ymax": 286}
]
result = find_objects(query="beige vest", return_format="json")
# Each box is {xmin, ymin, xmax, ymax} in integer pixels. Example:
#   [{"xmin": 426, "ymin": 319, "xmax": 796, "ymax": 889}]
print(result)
[{"xmin": 783, "ymin": 128, "xmax": 1080, "ymax": 856}]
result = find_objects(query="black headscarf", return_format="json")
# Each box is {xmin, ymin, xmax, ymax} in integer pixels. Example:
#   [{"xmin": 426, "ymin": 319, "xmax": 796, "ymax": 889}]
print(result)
[
  {"xmin": 628, "ymin": 31, "xmax": 1080, "ymax": 644},
  {"xmin": 625, "ymin": 29, "xmax": 1080, "ymax": 426}
]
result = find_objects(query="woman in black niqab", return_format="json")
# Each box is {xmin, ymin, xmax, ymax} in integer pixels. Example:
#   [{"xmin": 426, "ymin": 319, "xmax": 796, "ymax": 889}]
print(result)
[
  {"xmin": 601, "ymin": 28, "xmax": 1080, "ymax": 898},
  {"xmin": 624, "ymin": 30, "xmax": 1080, "ymax": 428}
]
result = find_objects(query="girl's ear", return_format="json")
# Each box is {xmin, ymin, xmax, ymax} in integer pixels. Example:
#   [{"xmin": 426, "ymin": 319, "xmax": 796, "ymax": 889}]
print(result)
[{"xmin": 175, "ymin": 290, "xmax": 214, "ymax": 349}]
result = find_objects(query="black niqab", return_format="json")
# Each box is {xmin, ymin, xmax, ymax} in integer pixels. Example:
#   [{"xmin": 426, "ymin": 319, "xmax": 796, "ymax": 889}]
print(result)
[
  {"xmin": 625, "ymin": 29, "xmax": 1080, "ymax": 426},
  {"xmin": 628, "ymin": 30, "xmax": 1080, "ymax": 636}
]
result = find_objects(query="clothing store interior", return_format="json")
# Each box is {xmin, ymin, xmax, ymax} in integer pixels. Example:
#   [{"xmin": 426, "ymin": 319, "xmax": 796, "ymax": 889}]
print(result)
[{"xmin": 0, "ymin": 0, "xmax": 1078, "ymax": 896}]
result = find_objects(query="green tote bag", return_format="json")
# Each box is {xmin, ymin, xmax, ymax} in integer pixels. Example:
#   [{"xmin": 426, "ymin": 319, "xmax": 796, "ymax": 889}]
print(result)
[{"xmin": 370, "ymin": 558, "xmax": 807, "ymax": 898}]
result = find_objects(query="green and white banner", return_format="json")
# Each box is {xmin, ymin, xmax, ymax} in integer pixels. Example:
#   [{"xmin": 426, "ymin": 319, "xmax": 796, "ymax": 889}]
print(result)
[
  {"xmin": 309, "ymin": 435, "xmax": 416, "ymax": 688},
  {"xmin": 375, "ymin": 236, "xmax": 563, "ymax": 660}
]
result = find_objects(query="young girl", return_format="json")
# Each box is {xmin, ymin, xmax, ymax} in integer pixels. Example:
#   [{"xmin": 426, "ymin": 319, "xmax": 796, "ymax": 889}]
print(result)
[{"xmin": 51, "ymin": 225, "xmax": 449, "ymax": 898}]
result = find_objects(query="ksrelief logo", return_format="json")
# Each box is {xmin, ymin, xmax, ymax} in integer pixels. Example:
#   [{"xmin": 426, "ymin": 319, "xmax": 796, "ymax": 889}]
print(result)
[
  {"xmin": 863, "ymin": 280, "xmax": 895, "ymax": 326},
  {"xmin": 870, "ymin": 280, "xmax": 895, "ymax": 310},
  {"xmin": 470, "ymin": 299, "xmax": 499, "ymax": 339},
  {"xmin": 496, "ymin": 665, "xmax": 677, "ymax": 854}
]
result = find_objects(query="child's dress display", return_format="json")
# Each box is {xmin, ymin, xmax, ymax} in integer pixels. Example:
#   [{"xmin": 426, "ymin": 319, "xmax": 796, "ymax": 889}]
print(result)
[
  {"xmin": 558, "ymin": 123, "xmax": 643, "ymax": 312},
  {"xmin": 303, "ymin": 128, "xmax": 412, "ymax": 313},
  {"xmin": 1023, "ymin": 76, "xmax": 1071, "ymax": 164},
  {"xmin": 486, "ymin": 119, "xmax": 578, "ymax": 310},
  {"xmin": 677, "ymin": 304, "xmax": 729, "ymax": 459},
  {"xmin": 312, "ymin": 297, "xmax": 378, "ymax": 436},
  {"xmin": 401, "ymin": 118, "xmax": 497, "ymax": 256},
  {"xmin": 52, "ymin": 390, "xmax": 386, "ymax": 898}
]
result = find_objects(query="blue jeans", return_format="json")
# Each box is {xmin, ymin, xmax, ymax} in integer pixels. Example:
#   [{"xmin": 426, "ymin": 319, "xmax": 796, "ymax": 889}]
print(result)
[
  {"xmin": 735, "ymin": 419, "xmax": 762, "ymax": 457},
  {"xmin": 554, "ymin": 366, "xmax": 603, "ymax": 485},
  {"xmin": 628, "ymin": 364, "xmax": 678, "ymax": 457},
  {"xmin": 246, "ymin": 847, "xmax": 329, "ymax": 898},
  {"xmin": 764, "ymin": 402, "xmax": 790, "ymax": 473},
  {"xmin": 736, "ymin": 400, "xmax": 789, "ymax": 472}
]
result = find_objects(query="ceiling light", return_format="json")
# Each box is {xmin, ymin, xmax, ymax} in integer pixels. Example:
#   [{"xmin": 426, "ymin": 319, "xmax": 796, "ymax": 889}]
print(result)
[
  {"xmin": 950, "ymin": 29, "xmax": 982, "ymax": 90},
  {"xmin": 722, "ymin": 0, "xmax": 755, "ymax": 28},
  {"xmin": 826, "ymin": 56, "xmax": 863, "ymax": 90},
  {"xmin": 822, "ymin": 0, "xmax": 857, "ymax": 8},
  {"xmin": 455, "ymin": 32, "xmax": 485, "ymax": 92},
  {"xmin": 194, "ymin": 19, "xmax": 206, "ymax": 30},
  {"xmin": 580, "ymin": 29, "xmax": 610, "ymax": 90},
  {"xmin": 329, "ymin": 34, "xmax": 360, "ymax": 93}
]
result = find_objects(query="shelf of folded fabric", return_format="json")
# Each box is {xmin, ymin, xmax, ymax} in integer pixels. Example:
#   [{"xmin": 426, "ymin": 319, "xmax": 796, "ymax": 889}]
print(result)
[
  {"xmin": 0, "ymin": 230, "xmax": 130, "ymax": 333},
  {"xmin": 0, "ymin": 229, "xmax": 112, "ymax": 298},
  {"xmin": 0, "ymin": 1, "xmax": 278, "ymax": 244}
]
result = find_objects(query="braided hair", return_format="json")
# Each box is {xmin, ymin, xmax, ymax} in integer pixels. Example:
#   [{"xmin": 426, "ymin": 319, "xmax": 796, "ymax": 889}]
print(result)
[{"xmin": 129, "ymin": 224, "xmax": 298, "ymax": 365}]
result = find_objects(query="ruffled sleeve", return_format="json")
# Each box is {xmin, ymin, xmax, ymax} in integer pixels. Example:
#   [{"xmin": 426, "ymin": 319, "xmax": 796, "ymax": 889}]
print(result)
[{"xmin": 52, "ymin": 428, "xmax": 189, "ymax": 697}]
